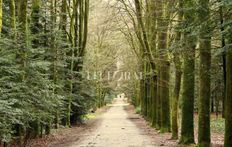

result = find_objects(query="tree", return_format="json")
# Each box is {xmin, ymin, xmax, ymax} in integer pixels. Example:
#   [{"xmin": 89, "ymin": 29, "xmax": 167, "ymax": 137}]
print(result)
[
  {"xmin": 225, "ymin": 35, "xmax": 232, "ymax": 147},
  {"xmin": 198, "ymin": 0, "xmax": 212, "ymax": 146},
  {"xmin": 156, "ymin": 0, "xmax": 171, "ymax": 132},
  {"xmin": 148, "ymin": 0, "xmax": 158, "ymax": 128},
  {"xmin": 70, "ymin": 0, "xmax": 90, "ymax": 124},
  {"xmin": 18, "ymin": 0, "xmax": 28, "ymax": 71},
  {"xmin": 179, "ymin": 0, "xmax": 196, "ymax": 144},
  {"xmin": 0, "ymin": 0, "xmax": 93, "ymax": 144},
  {"xmin": 224, "ymin": 5, "xmax": 232, "ymax": 146},
  {"xmin": 134, "ymin": 0, "xmax": 150, "ymax": 117},
  {"xmin": 218, "ymin": 0, "xmax": 226, "ymax": 118},
  {"xmin": 171, "ymin": 0, "xmax": 183, "ymax": 139}
]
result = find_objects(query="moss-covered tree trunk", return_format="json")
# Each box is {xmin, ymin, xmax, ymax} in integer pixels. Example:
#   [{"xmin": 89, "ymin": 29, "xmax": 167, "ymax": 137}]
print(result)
[
  {"xmin": 71, "ymin": 0, "xmax": 89, "ymax": 124},
  {"xmin": 224, "ymin": 16, "xmax": 232, "ymax": 147},
  {"xmin": 18, "ymin": 0, "xmax": 28, "ymax": 145},
  {"xmin": 172, "ymin": 57, "xmax": 181, "ymax": 138},
  {"xmin": 156, "ymin": 69, "xmax": 162, "ymax": 129},
  {"xmin": 152, "ymin": 74, "xmax": 157, "ymax": 127},
  {"xmin": 59, "ymin": 0, "xmax": 71, "ymax": 127},
  {"xmin": 160, "ymin": 63, "xmax": 170, "ymax": 132},
  {"xmin": 134, "ymin": 0, "xmax": 157, "ymax": 120},
  {"xmin": 146, "ymin": 63, "xmax": 152, "ymax": 120},
  {"xmin": 179, "ymin": 0, "xmax": 196, "ymax": 144},
  {"xmin": 18, "ymin": 0, "xmax": 28, "ymax": 72},
  {"xmin": 180, "ymin": 46, "xmax": 195, "ymax": 144},
  {"xmin": 198, "ymin": 0, "xmax": 211, "ymax": 146},
  {"xmin": 171, "ymin": 0, "xmax": 183, "ymax": 139},
  {"xmin": 140, "ymin": 63, "xmax": 145, "ymax": 115},
  {"xmin": 143, "ymin": 61, "xmax": 148, "ymax": 117},
  {"xmin": 225, "ymin": 45, "xmax": 232, "ymax": 147},
  {"xmin": 219, "ymin": 1, "xmax": 226, "ymax": 118},
  {"xmin": 50, "ymin": 0, "xmax": 59, "ymax": 130},
  {"xmin": 156, "ymin": 0, "xmax": 170, "ymax": 132},
  {"xmin": 148, "ymin": 0, "xmax": 158, "ymax": 127},
  {"xmin": 29, "ymin": 0, "xmax": 42, "ymax": 138}
]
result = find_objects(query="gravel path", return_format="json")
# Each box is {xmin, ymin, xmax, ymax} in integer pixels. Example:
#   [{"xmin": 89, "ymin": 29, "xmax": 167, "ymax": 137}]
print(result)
[{"xmin": 69, "ymin": 98, "xmax": 156, "ymax": 147}]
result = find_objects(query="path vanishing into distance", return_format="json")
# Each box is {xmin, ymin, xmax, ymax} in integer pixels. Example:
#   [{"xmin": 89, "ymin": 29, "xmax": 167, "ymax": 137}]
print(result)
[{"xmin": 69, "ymin": 98, "xmax": 156, "ymax": 147}]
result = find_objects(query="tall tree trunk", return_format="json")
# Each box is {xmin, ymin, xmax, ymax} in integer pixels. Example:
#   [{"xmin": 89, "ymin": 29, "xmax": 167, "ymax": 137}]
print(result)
[
  {"xmin": 156, "ymin": 0, "xmax": 170, "ymax": 132},
  {"xmin": 225, "ymin": 41, "xmax": 232, "ymax": 147},
  {"xmin": 143, "ymin": 61, "xmax": 148, "ymax": 116},
  {"xmin": 219, "ymin": 2, "xmax": 226, "ymax": 118},
  {"xmin": 146, "ymin": 63, "xmax": 152, "ymax": 120},
  {"xmin": 134, "ymin": 0, "xmax": 155, "ymax": 68},
  {"xmin": 70, "ymin": 0, "xmax": 89, "ymax": 124},
  {"xmin": 171, "ymin": 0, "xmax": 183, "ymax": 139},
  {"xmin": 140, "ymin": 63, "xmax": 145, "ymax": 115},
  {"xmin": 148, "ymin": 0, "xmax": 158, "ymax": 127},
  {"xmin": 180, "ymin": 51, "xmax": 195, "ymax": 144},
  {"xmin": 152, "ymin": 74, "xmax": 158, "ymax": 127},
  {"xmin": 30, "ymin": 0, "xmax": 41, "ymax": 138},
  {"xmin": 81, "ymin": 0, "xmax": 89, "ymax": 54},
  {"xmin": 172, "ymin": 60, "xmax": 181, "ymax": 139},
  {"xmin": 133, "ymin": 0, "xmax": 156, "ymax": 120},
  {"xmin": 179, "ymin": 0, "xmax": 196, "ymax": 144},
  {"xmin": 156, "ymin": 69, "xmax": 162, "ymax": 129},
  {"xmin": 50, "ymin": 0, "xmax": 59, "ymax": 130},
  {"xmin": 18, "ymin": 0, "xmax": 28, "ymax": 145},
  {"xmin": 198, "ymin": 0, "xmax": 211, "ymax": 146},
  {"xmin": 18, "ymin": 0, "xmax": 28, "ymax": 73},
  {"xmin": 60, "ymin": 0, "xmax": 71, "ymax": 127},
  {"xmin": 222, "ymin": 52, "xmax": 226, "ymax": 118},
  {"xmin": 134, "ymin": 0, "xmax": 147, "ymax": 117},
  {"xmin": 224, "ymin": 13, "xmax": 232, "ymax": 147}
]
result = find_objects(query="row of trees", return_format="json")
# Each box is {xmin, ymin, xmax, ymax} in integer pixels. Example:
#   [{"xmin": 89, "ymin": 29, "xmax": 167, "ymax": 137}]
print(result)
[
  {"xmin": 0, "ymin": 0, "xmax": 111, "ymax": 146},
  {"xmin": 116, "ymin": 0, "xmax": 232, "ymax": 146}
]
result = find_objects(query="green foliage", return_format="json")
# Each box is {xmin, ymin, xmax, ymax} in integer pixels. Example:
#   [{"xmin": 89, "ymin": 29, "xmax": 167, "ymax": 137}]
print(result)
[
  {"xmin": 211, "ymin": 118, "xmax": 225, "ymax": 134},
  {"xmin": 135, "ymin": 106, "xmax": 141, "ymax": 114},
  {"xmin": 131, "ymin": 96, "xmax": 137, "ymax": 106},
  {"xmin": 0, "ymin": 0, "xmax": 96, "ymax": 144}
]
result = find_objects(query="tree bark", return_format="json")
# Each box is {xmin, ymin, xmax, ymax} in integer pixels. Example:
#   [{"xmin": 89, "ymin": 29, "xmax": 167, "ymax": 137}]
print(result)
[
  {"xmin": 225, "ymin": 42, "xmax": 232, "ymax": 147},
  {"xmin": 224, "ymin": 14, "xmax": 232, "ymax": 147},
  {"xmin": 219, "ymin": 2, "xmax": 226, "ymax": 118},
  {"xmin": 198, "ymin": 0, "xmax": 211, "ymax": 146},
  {"xmin": 179, "ymin": 0, "xmax": 197, "ymax": 144},
  {"xmin": 157, "ymin": 0, "xmax": 170, "ymax": 132},
  {"xmin": 171, "ymin": 0, "xmax": 183, "ymax": 139}
]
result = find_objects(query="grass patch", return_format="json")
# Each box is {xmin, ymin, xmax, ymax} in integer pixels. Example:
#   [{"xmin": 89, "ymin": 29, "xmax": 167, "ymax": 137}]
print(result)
[
  {"xmin": 194, "ymin": 114, "xmax": 225, "ymax": 134},
  {"xmin": 211, "ymin": 117, "xmax": 225, "ymax": 134}
]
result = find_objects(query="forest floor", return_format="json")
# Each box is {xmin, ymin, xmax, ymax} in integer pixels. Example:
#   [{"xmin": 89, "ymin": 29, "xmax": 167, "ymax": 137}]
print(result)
[
  {"xmin": 26, "ymin": 107, "xmax": 109, "ymax": 147},
  {"xmin": 26, "ymin": 99, "xmax": 224, "ymax": 147},
  {"xmin": 125, "ymin": 106, "xmax": 224, "ymax": 147}
]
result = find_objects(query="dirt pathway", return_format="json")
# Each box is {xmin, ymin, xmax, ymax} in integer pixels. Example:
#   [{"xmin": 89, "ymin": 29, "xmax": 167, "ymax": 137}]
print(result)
[
  {"xmin": 26, "ymin": 98, "xmax": 223, "ymax": 147},
  {"xmin": 69, "ymin": 98, "xmax": 156, "ymax": 147}
]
